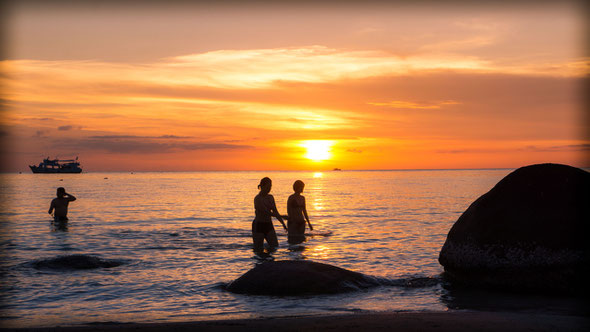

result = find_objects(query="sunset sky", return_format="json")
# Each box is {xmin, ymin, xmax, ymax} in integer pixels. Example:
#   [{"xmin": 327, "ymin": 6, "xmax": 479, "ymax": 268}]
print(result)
[{"xmin": 2, "ymin": 1, "xmax": 588, "ymax": 171}]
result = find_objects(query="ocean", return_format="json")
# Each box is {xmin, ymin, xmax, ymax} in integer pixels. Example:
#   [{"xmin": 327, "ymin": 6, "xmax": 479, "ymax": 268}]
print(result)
[{"xmin": 0, "ymin": 170, "xmax": 584, "ymax": 328}]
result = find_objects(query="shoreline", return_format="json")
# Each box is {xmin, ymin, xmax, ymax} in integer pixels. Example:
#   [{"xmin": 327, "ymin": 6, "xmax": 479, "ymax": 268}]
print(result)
[{"xmin": 4, "ymin": 311, "xmax": 589, "ymax": 331}]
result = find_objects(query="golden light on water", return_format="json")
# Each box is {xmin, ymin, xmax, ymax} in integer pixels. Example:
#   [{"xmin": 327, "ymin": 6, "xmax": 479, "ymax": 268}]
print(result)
[
  {"xmin": 301, "ymin": 140, "xmax": 335, "ymax": 162},
  {"xmin": 308, "ymin": 245, "xmax": 331, "ymax": 260},
  {"xmin": 313, "ymin": 172, "xmax": 323, "ymax": 178}
]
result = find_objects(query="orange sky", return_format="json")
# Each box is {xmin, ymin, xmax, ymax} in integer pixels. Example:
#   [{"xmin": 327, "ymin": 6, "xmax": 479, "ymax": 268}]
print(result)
[{"xmin": 2, "ymin": 1, "xmax": 588, "ymax": 171}]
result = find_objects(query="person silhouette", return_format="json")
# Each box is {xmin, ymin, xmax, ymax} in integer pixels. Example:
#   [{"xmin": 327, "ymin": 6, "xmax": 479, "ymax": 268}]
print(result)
[
  {"xmin": 48, "ymin": 187, "xmax": 76, "ymax": 222},
  {"xmin": 287, "ymin": 180, "xmax": 313, "ymax": 244},
  {"xmin": 252, "ymin": 177, "xmax": 287, "ymax": 253}
]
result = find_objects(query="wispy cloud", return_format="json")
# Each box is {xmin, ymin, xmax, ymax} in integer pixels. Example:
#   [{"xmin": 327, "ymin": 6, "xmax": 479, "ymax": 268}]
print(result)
[
  {"xmin": 4, "ymin": 46, "xmax": 586, "ymax": 97},
  {"xmin": 58, "ymin": 125, "xmax": 83, "ymax": 131},
  {"xmin": 53, "ymin": 136, "xmax": 250, "ymax": 154},
  {"xmin": 437, "ymin": 144, "xmax": 590, "ymax": 154},
  {"xmin": 367, "ymin": 100, "xmax": 461, "ymax": 109}
]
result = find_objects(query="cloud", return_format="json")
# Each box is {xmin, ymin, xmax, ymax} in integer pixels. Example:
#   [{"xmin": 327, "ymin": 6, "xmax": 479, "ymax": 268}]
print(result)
[
  {"xmin": 437, "ymin": 144, "xmax": 590, "ymax": 154},
  {"xmin": 367, "ymin": 100, "xmax": 461, "ymax": 109},
  {"xmin": 53, "ymin": 136, "xmax": 250, "ymax": 154},
  {"xmin": 523, "ymin": 144, "xmax": 590, "ymax": 152},
  {"xmin": 33, "ymin": 130, "xmax": 48, "ymax": 138},
  {"xmin": 58, "ymin": 125, "xmax": 74, "ymax": 131},
  {"xmin": 4, "ymin": 46, "xmax": 586, "ymax": 99},
  {"xmin": 89, "ymin": 135, "xmax": 193, "ymax": 139},
  {"xmin": 346, "ymin": 148, "xmax": 363, "ymax": 153}
]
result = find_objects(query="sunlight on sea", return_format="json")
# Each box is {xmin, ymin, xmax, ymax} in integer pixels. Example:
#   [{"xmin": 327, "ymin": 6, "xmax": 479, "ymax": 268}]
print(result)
[{"xmin": 0, "ymin": 170, "xmax": 518, "ymax": 327}]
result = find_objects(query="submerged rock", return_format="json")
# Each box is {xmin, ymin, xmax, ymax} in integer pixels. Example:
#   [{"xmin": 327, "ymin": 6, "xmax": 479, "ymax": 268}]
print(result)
[
  {"xmin": 32, "ymin": 254, "xmax": 124, "ymax": 270},
  {"xmin": 439, "ymin": 163, "xmax": 590, "ymax": 293},
  {"xmin": 226, "ymin": 260, "xmax": 381, "ymax": 295}
]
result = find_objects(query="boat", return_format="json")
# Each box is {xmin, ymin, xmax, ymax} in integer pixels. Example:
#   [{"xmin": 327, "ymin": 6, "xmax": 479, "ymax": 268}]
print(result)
[
  {"xmin": 29, "ymin": 157, "xmax": 83, "ymax": 173},
  {"xmin": 333, "ymin": 168, "xmax": 342, "ymax": 171}
]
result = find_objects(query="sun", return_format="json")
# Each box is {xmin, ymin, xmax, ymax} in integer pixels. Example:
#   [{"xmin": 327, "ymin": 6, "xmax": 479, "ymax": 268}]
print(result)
[{"xmin": 301, "ymin": 140, "xmax": 335, "ymax": 162}]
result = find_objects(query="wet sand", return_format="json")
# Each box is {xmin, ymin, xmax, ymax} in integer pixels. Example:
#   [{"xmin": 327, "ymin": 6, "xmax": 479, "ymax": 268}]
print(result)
[{"xmin": 6, "ymin": 311, "xmax": 589, "ymax": 331}]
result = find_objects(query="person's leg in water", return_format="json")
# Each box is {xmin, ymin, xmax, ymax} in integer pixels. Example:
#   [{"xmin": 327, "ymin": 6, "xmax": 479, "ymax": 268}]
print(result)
[
  {"xmin": 287, "ymin": 219, "xmax": 306, "ymax": 244},
  {"xmin": 265, "ymin": 226, "xmax": 279, "ymax": 251},
  {"xmin": 252, "ymin": 221, "xmax": 266, "ymax": 253}
]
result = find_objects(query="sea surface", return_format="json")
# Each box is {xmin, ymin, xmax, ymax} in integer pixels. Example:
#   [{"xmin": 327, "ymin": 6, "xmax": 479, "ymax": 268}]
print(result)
[{"xmin": 0, "ymin": 170, "xmax": 585, "ymax": 328}]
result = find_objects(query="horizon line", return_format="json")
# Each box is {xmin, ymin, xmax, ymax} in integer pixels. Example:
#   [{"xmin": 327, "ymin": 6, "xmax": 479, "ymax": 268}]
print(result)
[{"xmin": 7, "ymin": 165, "xmax": 590, "ymax": 173}]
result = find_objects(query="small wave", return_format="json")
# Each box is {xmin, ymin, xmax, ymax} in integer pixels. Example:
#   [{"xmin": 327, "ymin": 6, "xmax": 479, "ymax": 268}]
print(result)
[
  {"xmin": 115, "ymin": 227, "xmax": 251, "ymax": 240},
  {"xmin": 306, "ymin": 230, "xmax": 333, "ymax": 237},
  {"xmin": 31, "ymin": 254, "xmax": 125, "ymax": 270},
  {"xmin": 374, "ymin": 275, "xmax": 442, "ymax": 288},
  {"xmin": 144, "ymin": 246, "xmax": 188, "ymax": 250}
]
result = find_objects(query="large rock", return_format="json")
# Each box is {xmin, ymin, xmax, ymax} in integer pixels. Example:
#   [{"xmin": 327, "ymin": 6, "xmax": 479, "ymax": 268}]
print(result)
[
  {"xmin": 438, "ymin": 163, "xmax": 590, "ymax": 293},
  {"xmin": 32, "ymin": 254, "xmax": 124, "ymax": 270},
  {"xmin": 226, "ymin": 260, "xmax": 381, "ymax": 295}
]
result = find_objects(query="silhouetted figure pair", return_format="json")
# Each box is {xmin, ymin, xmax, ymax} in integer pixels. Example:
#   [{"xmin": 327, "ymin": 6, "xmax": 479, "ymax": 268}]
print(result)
[{"xmin": 252, "ymin": 177, "xmax": 313, "ymax": 253}]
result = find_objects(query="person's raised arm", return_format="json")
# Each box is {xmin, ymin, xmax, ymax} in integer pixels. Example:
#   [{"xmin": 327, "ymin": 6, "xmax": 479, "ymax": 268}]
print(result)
[
  {"xmin": 302, "ymin": 196, "xmax": 313, "ymax": 231},
  {"xmin": 65, "ymin": 192, "xmax": 76, "ymax": 201},
  {"xmin": 270, "ymin": 197, "xmax": 287, "ymax": 230}
]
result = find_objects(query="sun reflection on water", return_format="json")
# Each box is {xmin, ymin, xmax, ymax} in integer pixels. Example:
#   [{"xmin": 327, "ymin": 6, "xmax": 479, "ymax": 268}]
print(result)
[{"xmin": 307, "ymin": 245, "xmax": 331, "ymax": 260}]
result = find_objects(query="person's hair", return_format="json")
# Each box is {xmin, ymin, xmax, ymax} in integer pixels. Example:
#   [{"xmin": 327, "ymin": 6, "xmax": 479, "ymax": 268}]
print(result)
[
  {"xmin": 258, "ymin": 177, "xmax": 271, "ymax": 190},
  {"xmin": 293, "ymin": 180, "xmax": 305, "ymax": 192}
]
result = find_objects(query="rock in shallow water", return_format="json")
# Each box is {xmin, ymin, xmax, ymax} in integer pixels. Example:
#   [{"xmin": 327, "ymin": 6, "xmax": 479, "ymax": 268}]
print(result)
[
  {"xmin": 438, "ymin": 163, "xmax": 590, "ymax": 293},
  {"xmin": 32, "ymin": 254, "xmax": 124, "ymax": 270},
  {"xmin": 226, "ymin": 260, "xmax": 381, "ymax": 295}
]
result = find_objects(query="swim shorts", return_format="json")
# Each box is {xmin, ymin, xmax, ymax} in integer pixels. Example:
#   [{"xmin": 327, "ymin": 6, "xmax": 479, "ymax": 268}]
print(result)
[{"xmin": 252, "ymin": 221, "xmax": 273, "ymax": 235}]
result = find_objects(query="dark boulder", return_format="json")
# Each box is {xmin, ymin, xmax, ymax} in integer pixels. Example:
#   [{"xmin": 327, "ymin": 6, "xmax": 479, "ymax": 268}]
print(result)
[
  {"xmin": 32, "ymin": 254, "xmax": 124, "ymax": 270},
  {"xmin": 226, "ymin": 260, "xmax": 381, "ymax": 295},
  {"xmin": 439, "ymin": 163, "xmax": 590, "ymax": 293}
]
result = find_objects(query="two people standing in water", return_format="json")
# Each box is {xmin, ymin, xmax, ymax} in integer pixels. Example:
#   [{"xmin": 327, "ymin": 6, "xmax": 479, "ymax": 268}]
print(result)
[{"xmin": 252, "ymin": 177, "xmax": 313, "ymax": 253}]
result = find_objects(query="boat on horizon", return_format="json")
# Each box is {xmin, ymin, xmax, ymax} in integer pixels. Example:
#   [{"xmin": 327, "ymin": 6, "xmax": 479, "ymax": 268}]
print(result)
[{"xmin": 29, "ymin": 157, "xmax": 83, "ymax": 173}]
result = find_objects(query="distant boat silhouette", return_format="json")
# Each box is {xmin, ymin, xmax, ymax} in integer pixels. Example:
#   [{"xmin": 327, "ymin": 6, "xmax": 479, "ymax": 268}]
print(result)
[
  {"xmin": 333, "ymin": 168, "xmax": 342, "ymax": 171},
  {"xmin": 29, "ymin": 157, "xmax": 82, "ymax": 173}
]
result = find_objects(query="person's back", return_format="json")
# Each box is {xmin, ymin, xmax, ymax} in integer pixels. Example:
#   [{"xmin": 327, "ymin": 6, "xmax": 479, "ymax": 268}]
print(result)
[
  {"xmin": 287, "ymin": 193, "xmax": 305, "ymax": 223},
  {"xmin": 48, "ymin": 187, "xmax": 76, "ymax": 222},
  {"xmin": 287, "ymin": 180, "xmax": 312, "ymax": 244},
  {"xmin": 254, "ymin": 193, "xmax": 275, "ymax": 224}
]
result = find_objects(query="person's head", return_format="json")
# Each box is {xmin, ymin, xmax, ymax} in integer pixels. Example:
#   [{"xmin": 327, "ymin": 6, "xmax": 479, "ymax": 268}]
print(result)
[
  {"xmin": 56, "ymin": 187, "xmax": 66, "ymax": 198},
  {"xmin": 258, "ymin": 177, "xmax": 272, "ymax": 194},
  {"xmin": 293, "ymin": 180, "xmax": 305, "ymax": 194}
]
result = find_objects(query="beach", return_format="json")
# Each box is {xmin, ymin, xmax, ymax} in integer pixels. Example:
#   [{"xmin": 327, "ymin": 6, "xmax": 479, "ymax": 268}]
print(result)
[{"xmin": 5, "ymin": 311, "xmax": 589, "ymax": 331}]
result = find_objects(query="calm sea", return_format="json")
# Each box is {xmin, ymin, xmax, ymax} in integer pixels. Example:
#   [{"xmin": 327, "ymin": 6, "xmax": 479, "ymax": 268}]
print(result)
[{"xmin": 0, "ymin": 170, "xmax": 584, "ymax": 328}]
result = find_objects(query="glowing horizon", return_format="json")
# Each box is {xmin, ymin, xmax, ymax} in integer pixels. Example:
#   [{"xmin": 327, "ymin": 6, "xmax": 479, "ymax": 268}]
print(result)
[{"xmin": 2, "ymin": 2, "xmax": 588, "ymax": 171}]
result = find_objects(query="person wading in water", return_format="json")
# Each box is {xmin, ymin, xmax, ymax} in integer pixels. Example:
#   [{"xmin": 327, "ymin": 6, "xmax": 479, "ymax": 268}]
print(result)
[
  {"xmin": 287, "ymin": 180, "xmax": 313, "ymax": 244},
  {"xmin": 252, "ymin": 177, "xmax": 287, "ymax": 253}
]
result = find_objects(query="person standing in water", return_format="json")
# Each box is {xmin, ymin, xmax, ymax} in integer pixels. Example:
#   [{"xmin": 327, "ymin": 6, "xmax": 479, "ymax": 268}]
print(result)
[
  {"xmin": 252, "ymin": 177, "xmax": 287, "ymax": 253},
  {"xmin": 287, "ymin": 180, "xmax": 313, "ymax": 244},
  {"xmin": 48, "ymin": 187, "xmax": 76, "ymax": 222}
]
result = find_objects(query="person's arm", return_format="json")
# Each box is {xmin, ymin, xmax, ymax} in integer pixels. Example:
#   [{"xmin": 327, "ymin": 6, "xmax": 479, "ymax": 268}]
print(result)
[
  {"xmin": 65, "ymin": 192, "xmax": 76, "ymax": 201},
  {"xmin": 270, "ymin": 197, "xmax": 287, "ymax": 230},
  {"xmin": 302, "ymin": 196, "xmax": 313, "ymax": 231},
  {"xmin": 48, "ymin": 200, "xmax": 54, "ymax": 215}
]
